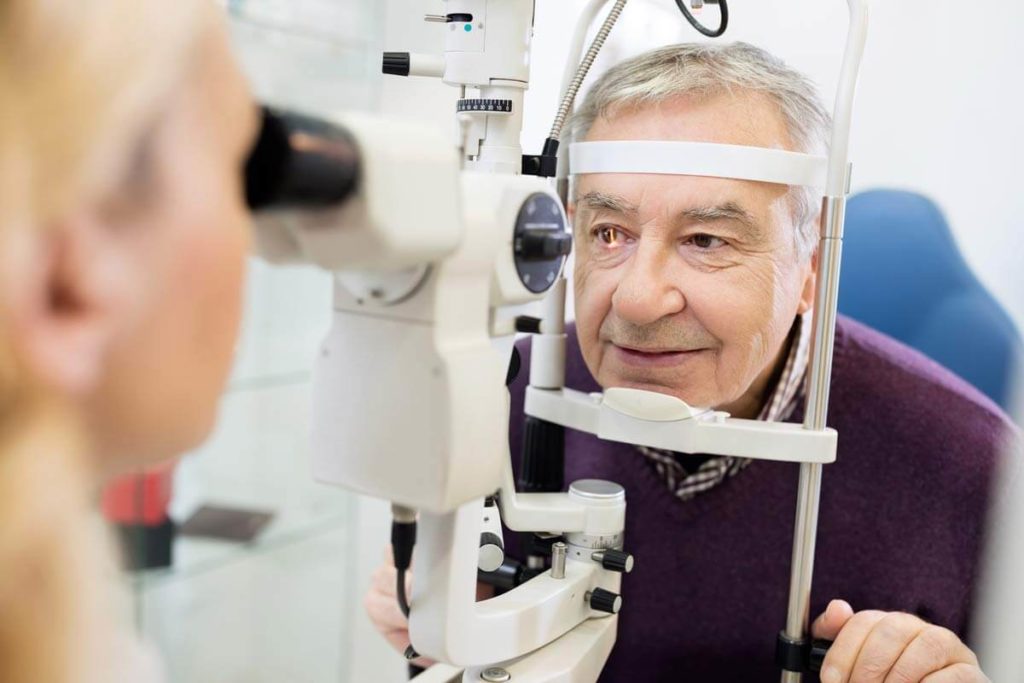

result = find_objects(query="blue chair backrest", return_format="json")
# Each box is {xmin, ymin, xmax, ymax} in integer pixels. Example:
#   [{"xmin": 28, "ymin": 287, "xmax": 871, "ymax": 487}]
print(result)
[{"xmin": 838, "ymin": 189, "xmax": 1022, "ymax": 411}]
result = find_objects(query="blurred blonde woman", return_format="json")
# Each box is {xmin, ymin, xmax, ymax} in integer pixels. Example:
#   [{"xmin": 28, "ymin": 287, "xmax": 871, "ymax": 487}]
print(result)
[{"xmin": 0, "ymin": 1, "xmax": 258, "ymax": 680}]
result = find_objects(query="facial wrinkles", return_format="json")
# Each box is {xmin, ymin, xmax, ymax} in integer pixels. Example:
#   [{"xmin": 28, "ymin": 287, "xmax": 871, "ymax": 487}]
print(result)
[
  {"xmin": 713, "ymin": 231, "xmax": 804, "ymax": 407},
  {"xmin": 599, "ymin": 314, "xmax": 717, "ymax": 352},
  {"xmin": 584, "ymin": 195, "xmax": 691, "ymax": 335}
]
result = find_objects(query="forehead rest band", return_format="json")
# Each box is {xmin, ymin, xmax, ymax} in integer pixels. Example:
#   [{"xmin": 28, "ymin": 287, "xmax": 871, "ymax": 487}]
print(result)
[{"xmin": 569, "ymin": 140, "xmax": 827, "ymax": 189}]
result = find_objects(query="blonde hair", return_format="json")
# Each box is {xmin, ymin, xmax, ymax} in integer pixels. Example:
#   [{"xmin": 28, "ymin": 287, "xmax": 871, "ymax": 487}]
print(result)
[{"xmin": 0, "ymin": 1, "xmax": 208, "ymax": 679}]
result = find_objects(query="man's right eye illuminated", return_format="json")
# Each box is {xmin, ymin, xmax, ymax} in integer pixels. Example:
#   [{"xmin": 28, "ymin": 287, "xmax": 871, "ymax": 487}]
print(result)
[{"xmin": 595, "ymin": 225, "xmax": 628, "ymax": 246}]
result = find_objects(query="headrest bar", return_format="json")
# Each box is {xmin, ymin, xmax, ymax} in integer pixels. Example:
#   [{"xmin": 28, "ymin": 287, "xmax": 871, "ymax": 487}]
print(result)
[{"xmin": 570, "ymin": 140, "xmax": 828, "ymax": 189}]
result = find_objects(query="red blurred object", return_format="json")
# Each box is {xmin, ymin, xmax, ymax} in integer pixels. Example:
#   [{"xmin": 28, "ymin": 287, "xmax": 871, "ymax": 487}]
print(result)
[{"xmin": 101, "ymin": 461, "xmax": 176, "ymax": 526}]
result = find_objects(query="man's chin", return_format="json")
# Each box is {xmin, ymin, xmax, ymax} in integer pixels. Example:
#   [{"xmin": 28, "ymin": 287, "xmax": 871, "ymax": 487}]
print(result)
[{"xmin": 598, "ymin": 376, "xmax": 716, "ymax": 409}]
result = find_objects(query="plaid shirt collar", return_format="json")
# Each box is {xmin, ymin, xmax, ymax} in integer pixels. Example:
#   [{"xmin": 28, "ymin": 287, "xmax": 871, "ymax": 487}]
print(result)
[{"xmin": 636, "ymin": 313, "xmax": 811, "ymax": 501}]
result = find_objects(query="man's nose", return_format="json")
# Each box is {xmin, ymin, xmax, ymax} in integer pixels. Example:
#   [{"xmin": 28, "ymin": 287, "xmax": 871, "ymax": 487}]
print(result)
[{"xmin": 610, "ymin": 243, "xmax": 685, "ymax": 326}]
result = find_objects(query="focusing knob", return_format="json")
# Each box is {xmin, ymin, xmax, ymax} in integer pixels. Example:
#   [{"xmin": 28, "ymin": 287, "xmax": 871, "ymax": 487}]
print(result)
[
  {"xmin": 512, "ymin": 193, "xmax": 569, "ymax": 293},
  {"xmin": 478, "ymin": 532, "xmax": 505, "ymax": 573},
  {"xmin": 587, "ymin": 588, "xmax": 622, "ymax": 614},
  {"xmin": 591, "ymin": 549, "xmax": 634, "ymax": 574},
  {"xmin": 515, "ymin": 230, "xmax": 572, "ymax": 262}
]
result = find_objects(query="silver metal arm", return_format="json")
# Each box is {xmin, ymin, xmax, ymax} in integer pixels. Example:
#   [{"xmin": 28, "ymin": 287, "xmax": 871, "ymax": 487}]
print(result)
[{"xmin": 780, "ymin": 2, "xmax": 869, "ymax": 680}]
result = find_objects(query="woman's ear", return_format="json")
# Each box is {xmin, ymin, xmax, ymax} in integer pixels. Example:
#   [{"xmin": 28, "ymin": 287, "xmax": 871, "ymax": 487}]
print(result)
[{"xmin": 9, "ymin": 211, "xmax": 133, "ymax": 397}]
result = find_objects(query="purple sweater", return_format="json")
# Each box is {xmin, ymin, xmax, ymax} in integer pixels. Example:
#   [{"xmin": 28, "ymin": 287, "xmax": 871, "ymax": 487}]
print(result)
[{"xmin": 507, "ymin": 316, "xmax": 1016, "ymax": 681}]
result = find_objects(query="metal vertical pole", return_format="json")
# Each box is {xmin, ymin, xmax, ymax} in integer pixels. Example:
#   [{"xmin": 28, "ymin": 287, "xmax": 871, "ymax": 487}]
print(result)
[
  {"xmin": 780, "ymin": 197, "xmax": 846, "ymax": 683},
  {"xmin": 778, "ymin": 2, "xmax": 867, "ymax": 676}
]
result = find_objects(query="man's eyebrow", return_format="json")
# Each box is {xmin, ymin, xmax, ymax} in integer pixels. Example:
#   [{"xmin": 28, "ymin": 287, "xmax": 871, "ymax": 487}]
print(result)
[
  {"xmin": 577, "ymin": 191, "xmax": 639, "ymax": 217},
  {"xmin": 679, "ymin": 201, "xmax": 764, "ymax": 239}
]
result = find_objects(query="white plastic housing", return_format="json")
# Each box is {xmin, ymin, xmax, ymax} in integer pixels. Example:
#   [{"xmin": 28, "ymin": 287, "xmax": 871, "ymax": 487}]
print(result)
[
  {"xmin": 525, "ymin": 387, "xmax": 838, "ymax": 464},
  {"xmin": 310, "ymin": 173, "xmax": 565, "ymax": 512},
  {"xmin": 442, "ymin": 0, "xmax": 533, "ymax": 87},
  {"xmin": 252, "ymin": 112, "xmax": 462, "ymax": 271},
  {"xmin": 410, "ymin": 488, "xmax": 624, "ymax": 666}
]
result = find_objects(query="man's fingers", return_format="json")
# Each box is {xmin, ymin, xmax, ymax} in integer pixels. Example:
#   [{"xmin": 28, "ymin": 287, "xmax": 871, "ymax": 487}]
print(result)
[
  {"xmin": 819, "ymin": 610, "xmax": 887, "ymax": 683},
  {"xmin": 847, "ymin": 612, "xmax": 925, "ymax": 683},
  {"xmin": 886, "ymin": 626, "xmax": 978, "ymax": 683},
  {"xmin": 476, "ymin": 581, "xmax": 496, "ymax": 602},
  {"xmin": 365, "ymin": 555, "xmax": 435, "ymax": 670},
  {"xmin": 371, "ymin": 562, "xmax": 413, "ymax": 597},
  {"xmin": 371, "ymin": 564, "xmax": 396, "ymax": 596},
  {"xmin": 363, "ymin": 590, "xmax": 409, "ymax": 634},
  {"xmin": 378, "ymin": 625, "xmax": 434, "ymax": 670},
  {"xmin": 812, "ymin": 599, "xmax": 856, "ymax": 641},
  {"xmin": 919, "ymin": 663, "xmax": 990, "ymax": 683}
]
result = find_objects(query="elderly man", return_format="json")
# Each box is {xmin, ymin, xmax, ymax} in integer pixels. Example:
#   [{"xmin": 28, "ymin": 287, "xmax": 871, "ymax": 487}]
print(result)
[{"xmin": 367, "ymin": 42, "xmax": 1015, "ymax": 681}]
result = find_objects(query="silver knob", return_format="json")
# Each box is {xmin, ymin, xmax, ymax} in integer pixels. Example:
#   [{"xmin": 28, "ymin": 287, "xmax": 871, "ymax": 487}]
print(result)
[
  {"xmin": 481, "ymin": 667, "xmax": 511, "ymax": 682},
  {"xmin": 551, "ymin": 542, "xmax": 567, "ymax": 579}
]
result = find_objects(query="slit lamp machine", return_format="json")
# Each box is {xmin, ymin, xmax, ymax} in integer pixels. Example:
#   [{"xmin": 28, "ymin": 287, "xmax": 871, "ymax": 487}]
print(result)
[{"xmin": 243, "ymin": 1, "xmax": 871, "ymax": 681}]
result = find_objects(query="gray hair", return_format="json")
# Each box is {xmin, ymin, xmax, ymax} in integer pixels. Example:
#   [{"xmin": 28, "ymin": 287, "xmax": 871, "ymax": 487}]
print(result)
[{"xmin": 569, "ymin": 42, "xmax": 831, "ymax": 260}]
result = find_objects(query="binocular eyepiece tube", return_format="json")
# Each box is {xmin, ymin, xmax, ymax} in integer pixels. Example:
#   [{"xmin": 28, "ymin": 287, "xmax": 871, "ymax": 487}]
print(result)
[{"xmin": 244, "ymin": 106, "xmax": 361, "ymax": 212}]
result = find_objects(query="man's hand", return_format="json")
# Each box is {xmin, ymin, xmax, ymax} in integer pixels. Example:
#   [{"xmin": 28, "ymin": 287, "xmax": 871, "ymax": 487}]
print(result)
[
  {"xmin": 363, "ymin": 550, "xmax": 435, "ymax": 669},
  {"xmin": 811, "ymin": 600, "xmax": 989, "ymax": 683},
  {"xmin": 363, "ymin": 549, "xmax": 495, "ymax": 670}
]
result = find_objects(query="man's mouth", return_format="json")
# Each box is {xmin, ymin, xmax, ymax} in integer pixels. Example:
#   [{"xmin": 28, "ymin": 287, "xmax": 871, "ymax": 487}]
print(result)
[{"xmin": 610, "ymin": 343, "xmax": 706, "ymax": 368}]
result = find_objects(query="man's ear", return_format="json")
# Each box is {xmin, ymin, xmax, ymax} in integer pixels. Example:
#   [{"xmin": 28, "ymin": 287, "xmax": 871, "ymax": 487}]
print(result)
[
  {"xmin": 9, "ymin": 212, "xmax": 131, "ymax": 397},
  {"xmin": 797, "ymin": 248, "xmax": 818, "ymax": 316}
]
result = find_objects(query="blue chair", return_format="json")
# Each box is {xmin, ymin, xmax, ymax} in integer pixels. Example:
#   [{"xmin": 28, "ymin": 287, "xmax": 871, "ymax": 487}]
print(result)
[{"xmin": 838, "ymin": 189, "xmax": 1022, "ymax": 412}]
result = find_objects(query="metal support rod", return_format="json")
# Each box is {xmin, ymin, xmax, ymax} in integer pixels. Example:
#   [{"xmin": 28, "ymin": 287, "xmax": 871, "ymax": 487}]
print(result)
[{"xmin": 780, "ymin": 196, "xmax": 846, "ymax": 682}]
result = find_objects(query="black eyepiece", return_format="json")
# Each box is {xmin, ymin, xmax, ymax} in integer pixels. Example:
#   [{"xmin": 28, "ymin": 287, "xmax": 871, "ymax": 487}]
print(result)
[{"xmin": 245, "ymin": 106, "xmax": 361, "ymax": 211}]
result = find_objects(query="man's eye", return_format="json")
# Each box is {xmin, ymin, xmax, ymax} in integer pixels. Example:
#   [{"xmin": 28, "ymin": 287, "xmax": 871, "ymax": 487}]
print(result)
[
  {"xmin": 595, "ymin": 226, "xmax": 627, "ymax": 246},
  {"xmin": 687, "ymin": 233, "xmax": 726, "ymax": 250}
]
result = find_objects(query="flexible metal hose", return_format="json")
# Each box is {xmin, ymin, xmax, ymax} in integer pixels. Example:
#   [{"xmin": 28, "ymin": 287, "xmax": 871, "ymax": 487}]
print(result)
[{"xmin": 548, "ymin": 0, "xmax": 628, "ymax": 141}]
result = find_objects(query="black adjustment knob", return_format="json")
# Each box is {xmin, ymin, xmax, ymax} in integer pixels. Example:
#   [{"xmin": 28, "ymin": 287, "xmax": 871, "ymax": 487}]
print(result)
[
  {"xmin": 591, "ymin": 549, "xmax": 634, "ymax": 574},
  {"xmin": 514, "ymin": 316, "xmax": 542, "ymax": 334},
  {"xmin": 515, "ymin": 230, "xmax": 572, "ymax": 262},
  {"xmin": 587, "ymin": 588, "xmax": 622, "ymax": 614},
  {"xmin": 808, "ymin": 639, "xmax": 832, "ymax": 673},
  {"xmin": 382, "ymin": 52, "xmax": 411, "ymax": 76},
  {"xmin": 513, "ymin": 193, "xmax": 568, "ymax": 293}
]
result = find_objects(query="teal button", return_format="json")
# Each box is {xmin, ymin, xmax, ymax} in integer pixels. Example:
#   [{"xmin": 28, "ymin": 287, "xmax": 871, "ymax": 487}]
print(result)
[{"xmin": 464, "ymin": 24, "xmax": 472, "ymax": 32}]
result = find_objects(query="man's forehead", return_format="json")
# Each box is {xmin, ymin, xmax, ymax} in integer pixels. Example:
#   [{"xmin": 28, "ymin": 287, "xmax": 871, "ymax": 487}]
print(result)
[
  {"xmin": 573, "ymin": 172, "xmax": 770, "ymax": 215},
  {"xmin": 588, "ymin": 91, "xmax": 793, "ymax": 151}
]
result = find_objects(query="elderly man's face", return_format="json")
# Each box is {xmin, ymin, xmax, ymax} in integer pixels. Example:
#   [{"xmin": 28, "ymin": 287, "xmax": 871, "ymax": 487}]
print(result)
[{"xmin": 572, "ymin": 92, "xmax": 817, "ymax": 418}]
